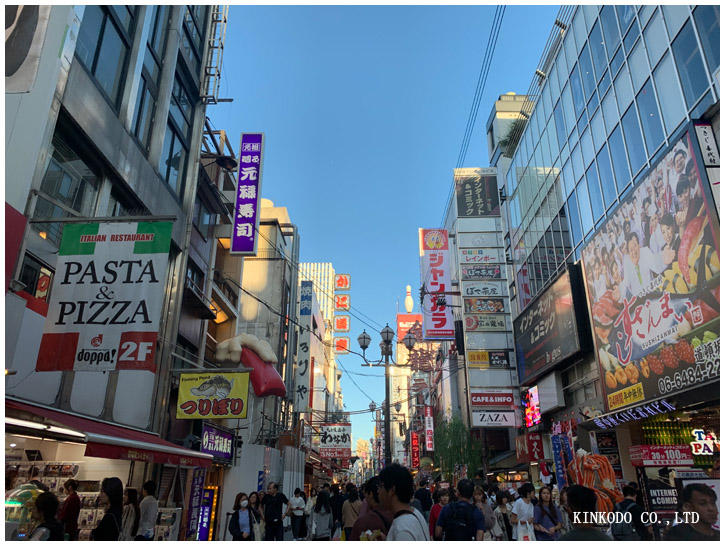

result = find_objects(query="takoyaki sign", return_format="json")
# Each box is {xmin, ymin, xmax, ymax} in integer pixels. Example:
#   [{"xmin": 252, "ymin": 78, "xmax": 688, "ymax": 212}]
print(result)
[
  {"xmin": 177, "ymin": 372, "xmax": 250, "ymax": 419},
  {"xmin": 581, "ymin": 130, "xmax": 720, "ymax": 411},
  {"xmin": 36, "ymin": 222, "xmax": 172, "ymax": 373}
]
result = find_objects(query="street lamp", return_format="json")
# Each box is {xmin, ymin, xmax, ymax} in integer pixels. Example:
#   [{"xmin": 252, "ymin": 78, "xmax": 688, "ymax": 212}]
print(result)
[{"xmin": 357, "ymin": 323, "xmax": 415, "ymax": 468}]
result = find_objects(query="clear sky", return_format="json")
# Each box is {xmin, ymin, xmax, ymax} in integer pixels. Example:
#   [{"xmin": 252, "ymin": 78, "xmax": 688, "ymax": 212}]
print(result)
[{"xmin": 209, "ymin": 5, "xmax": 558, "ymax": 450}]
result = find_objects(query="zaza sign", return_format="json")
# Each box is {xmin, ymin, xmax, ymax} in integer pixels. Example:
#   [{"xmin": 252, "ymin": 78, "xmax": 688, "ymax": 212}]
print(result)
[{"xmin": 36, "ymin": 222, "xmax": 172, "ymax": 373}]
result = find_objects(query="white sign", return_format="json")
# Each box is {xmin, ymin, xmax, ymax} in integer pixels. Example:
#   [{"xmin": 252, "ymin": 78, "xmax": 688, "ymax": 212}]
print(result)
[
  {"xmin": 320, "ymin": 423, "xmax": 352, "ymax": 459},
  {"xmin": 458, "ymin": 248, "xmax": 503, "ymax": 265},
  {"xmin": 424, "ymin": 406, "xmax": 434, "ymax": 451},
  {"xmin": 461, "ymin": 281, "xmax": 507, "ymax": 298},
  {"xmin": 419, "ymin": 229, "xmax": 455, "ymax": 340},
  {"xmin": 457, "ymin": 232, "xmax": 502, "ymax": 248},
  {"xmin": 472, "ymin": 410, "xmax": 518, "ymax": 428},
  {"xmin": 695, "ymin": 123, "xmax": 720, "ymax": 214}
]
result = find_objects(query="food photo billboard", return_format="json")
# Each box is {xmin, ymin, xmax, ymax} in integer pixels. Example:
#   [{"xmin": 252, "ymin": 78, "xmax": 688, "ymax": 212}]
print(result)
[{"xmin": 581, "ymin": 129, "xmax": 720, "ymax": 412}]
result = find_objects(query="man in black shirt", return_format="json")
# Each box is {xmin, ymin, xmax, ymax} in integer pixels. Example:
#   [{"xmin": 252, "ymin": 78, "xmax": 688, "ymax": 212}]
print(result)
[
  {"xmin": 559, "ymin": 485, "xmax": 611, "ymax": 541},
  {"xmin": 665, "ymin": 483, "xmax": 719, "ymax": 541},
  {"xmin": 413, "ymin": 479, "xmax": 433, "ymax": 520},
  {"xmin": 611, "ymin": 486, "xmax": 652, "ymax": 540},
  {"xmin": 330, "ymin": 484, "xmax": 346, "ymax": 531},
  {"xmin": 262, "ymin": 482, "xmax": 289, "ymax": 540}
]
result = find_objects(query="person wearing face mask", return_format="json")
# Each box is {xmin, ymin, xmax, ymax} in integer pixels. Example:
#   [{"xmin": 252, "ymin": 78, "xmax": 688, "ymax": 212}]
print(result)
[{"xmin": 229, "ymin": 493, "xmax": 255, "ymax": 541}]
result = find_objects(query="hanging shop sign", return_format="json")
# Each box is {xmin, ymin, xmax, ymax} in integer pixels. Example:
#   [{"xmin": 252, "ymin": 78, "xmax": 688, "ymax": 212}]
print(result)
[
  {"xmin": 454, "ymin": 167, "xmax": 500, "ymax": 217},
  {"xmin": 467, "ymin": 349, "xmax": 509, "ymax": 368},
  {"xmin": 461, "ymin": 280, "xmax": 507, "ymax": 298},
  {"xmin": 231, "ymin": 132, "xmax": 264, "ymax": 255},
  {"xmin": 523, "ymin": 386, "xmax": 541, "ymax": 428},
  {"xmin": 334, "ymin": 337, "xmax": 350, "ymax": 354},
  {"xmin": 319, "ymin": 423, "xmax": 352, "ymax": 459},
  {"xmin": 459, "ymin": 248, "xmax": 504, "ymax": 265},
  {"xmin": 629, "ymin": 445, "xmax": 694, "ymax": 467},
  {"xmin": 334, "ymin": 274, "xmax": 351, "ymax": 291},
  {"xmin": 513, "ymin": 268, "xmax": 582, "ymax": 384},
  {"xmin": 464, "ymin": 297, "xmax": 506, "ymax": 314},
  {"xmin": 411, "ymin": 432, "xmax": 420, "ymax": 469},
  {"xmin": 470, "ymin": 389, "xmax": 514, "ymax": 407},
  {"xmin": 201, "ymin": 424, "xmax": 234, "ymax": 461},
  {"xmin": 471, "ymin": 410, "xmax": 517, "ymax": 428},
  {"xmin": 36, "ymin": 222, "xmax": 172, "ymax": 373},
  {"xmin": 694, "ymin": 122, "xmax": 720, "ymax": 214},
  {"xmin": 197, "ymin": 487, "xmax": 217, "ymax": 541},
  {"xmin": 334, "ymin": 294, "xmax": 350, "ymax": 311},
  {"xmin": 176, "ymin": 372, "xmax": 250, "ymax": 419},
  {"xmin": 592, "ymin": 431, "xmax": 624, "ymax": 483},
  {"xmin": 591, "ymin": 399, "xmax": 677, "ymax": 430},
  {"xmin": 636, "ymin": 467, "xmax": 679, "ymax": 514},
  {"xmin": 424, "ymin": 406, "xmax": 434, "ymax": 451},
  {"xmin": 185, "ymin": 468, "xmax": 207, "ymax": 539},
  {"xmin": 465, "ymin": 314, "xmax": 507, "ymax": 332},
  {"xmin": 581, "ymin": 130, "xmax": 720, "ymax": 412},
  {"xmin": 550, "ymin": 435, "xmax": 568, "ymax": 491},
  {"xmin": 690, "ymin": 429, "xmax": 720, "ymax": 456},
  {"xmin": 334, "ymin": 315, "xmax": 350, "ymax": 332},
  {"xmin": 461, "ymin": 263, "xmax": 502, "ymax": 280},
  {"xmin": 419, "ymin": 229, "xmax": 455, "ymax": 339},
  {"xmin": 299, "ymin": 281, "xmax": 313, "ymax": 315},
  {"xmin": 397, "ymin": 313, "xmax": 423, "ymax": 340}
]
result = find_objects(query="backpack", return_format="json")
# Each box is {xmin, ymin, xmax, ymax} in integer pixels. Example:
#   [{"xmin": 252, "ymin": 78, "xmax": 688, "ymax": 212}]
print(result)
[
  {"xmin": 609, "ymin": 500, "xmax": 640, "ymax": 541},
  {"xmin": 443, "ymin": 501, "xmax": 477, "ymax": 541}
]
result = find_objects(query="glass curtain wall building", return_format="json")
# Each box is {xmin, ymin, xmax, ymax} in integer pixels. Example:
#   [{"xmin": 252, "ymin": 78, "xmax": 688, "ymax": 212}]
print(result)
[{"xmin": 503, "ymin": 5, "xmax": 720, "ymax": 317}]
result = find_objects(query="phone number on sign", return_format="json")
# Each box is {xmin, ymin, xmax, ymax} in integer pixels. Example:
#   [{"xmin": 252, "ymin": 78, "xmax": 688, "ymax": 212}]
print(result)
[{"xmin": 657, "ymin": 360, "xmax": 720, "ymax": 395}]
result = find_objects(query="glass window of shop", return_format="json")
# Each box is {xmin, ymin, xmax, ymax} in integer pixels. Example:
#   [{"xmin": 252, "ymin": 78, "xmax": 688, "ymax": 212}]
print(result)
[
  {"xmin": 671, "ymin": 20, "xmax": 710, "ymax": 109},
  {"xmin": 693, "ymin": 5, "xmax": 720, "ymax": 75},
  {"xmin": 19, "ymin": 254, "xmax": 54, "ymax": 302}
]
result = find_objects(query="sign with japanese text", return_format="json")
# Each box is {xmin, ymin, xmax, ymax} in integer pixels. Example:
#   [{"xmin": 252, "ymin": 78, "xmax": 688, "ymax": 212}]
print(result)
[
  {"xmin": 334, "ymin": 315, "xmax": 350, "ymax": 332},
  {"xmin": 629, "ymin": 445, "xmax": 694, "ymax": 467},
  {"xmin": 467, "ymin": 349, "xmax": 510, "ymax": 368},
  {"xmin": 185, "ymin": 468, "xmax": 207, "ymax": 539},
  {"xmin": 592, "ymin": 399, "xmax": 677, "ymax": 430},
  {"xmin": 550, "ymin": 435, "xmax": 568, "ymax": 492},
  {"xmin": 319, "ymin": 423, "xmax": 351, "ymax": 459},
  {"xmin": 334, "ymin": 274, "xmax": 351, "ymax": 291},
  {"xmin": 201, "ymin": 424, "xmax": 234, "ymax": 460},
  {"xmin": 36, "ymin": 222, "xmax": 172, "ymax": 373},
  {"xmin": 513, "ymin": 269, "xmax": 581, "ymax": 384},
  {"xmin": 334, "ymin": 294, "xmax": 350, "ymax": 311},
  {"xmin": 459, "ymin": 248, "xmax": 503, "ymax": 265},
  {"xmin": 197, "ymin": 488, "xmax": 216, "ymax": 541},
  {"xmin": 465, "ymin": 314, "xmax": 507, "ymax": 332},
  {"xmin": 419, "ymin": 229, "xmax": 455, "ymax": 339},
  {"xmin": 424, "ymin": 406, "xmax": 434, "ymax": 451},
  {"xmin": 454, "ymin": 168, "xmax": 500, "ymax": 217},
  {"xmin": 461, "ymin": 280, "xmax": 507, "ymax": 298},
  {"xmin": 461, "ymin": 263, "xmax": 502, "ymax": 280},
  {"xmin": 694, "ymin": 122, "xmax": 720, "ymax": 214},
  {"xmin": 464, "ymin": 297, "xmax": 506, "ymax": 314},
  {"xmin": 299, "ymin": 281, "xmax": 313, "ymax": 316},
  {"xmin": 334, "ymin": 337, "xmax": 350, "ymax": 354},
  {"xmin": 581, "ymin": 131, "xmax": 720, "ymax": 411},
  {"xmin": 295, "ymin": 314, "xmax": 315, "ymax": 412},
  {"xmin": 527, "ymin": 432, "xmax": 544, "ymax": 461},
  {"xmin": 470, "ymin": 389, "xmax": 514, "ymax": 407},
  {"xmin": 411, "ymin": 432, "xmax": 420, "ymax": 469},
  {"xmin": 471, "ymin": 410, "xmax": 517, "ymax": 428},
  {"xmin": 176, "ymin": 372, "xmax": 250, "ymax": 419},
  {"xmin": 397, "ymin": 313, "xmax": 423, "ymax": 341},
  {"xmin": 231, "ymin": 133, "xmax": 264, "ymax": 254},
  {"xmin": 593, "ymin": 430, "xmax": 624, "ymax": 482}
]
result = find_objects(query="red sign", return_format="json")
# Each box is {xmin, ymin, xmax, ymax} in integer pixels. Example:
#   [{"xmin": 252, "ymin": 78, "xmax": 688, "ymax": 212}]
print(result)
[
  {"xmin": 334, "ymin": 294, "xmax": 350, "ymax": 311},
  {"xmin": 629, "ymin": 445, "xmax": 694, "ymax": 467},
  {"xmin": 397, "ymin": 313, "xmax": 423, "ymax": 341},
  {"xmin": 334, "ymin": 274, "xmax": 351, "ymax": 290},
  {"xmin": 515, "ymin": 435, "xmax": 528, "ymax": 464},
  {"xmin": 470, "ymin": 391, "xmax": 514, "ymax": 407},
  {"xmin": 411, "ymin": 433, "xmax": 420, "ymax": 469},
  {"xmin": 334, "ymin": 337, "xmax": 350, "ymax": 353},
  {"xmin": 527, "ymin": 433, "xmax": 544, "ymax": 461},
  {"xmin": 334, "ymin": 315, "xmax": 350, "ymax": 332}
]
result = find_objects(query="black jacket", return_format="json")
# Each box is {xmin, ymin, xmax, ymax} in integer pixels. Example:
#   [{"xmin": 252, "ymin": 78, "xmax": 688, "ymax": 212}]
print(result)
[
  {"xmin": 91, "ymin": 507, "xmax": 122, "ymax": 540},
  {"xmin": 229, "ymin": 509, "xmax": 257, "ymax": 540},
  {"xmin": 414, "ymin": 488, "xmax": 433, "ymax": 512}
]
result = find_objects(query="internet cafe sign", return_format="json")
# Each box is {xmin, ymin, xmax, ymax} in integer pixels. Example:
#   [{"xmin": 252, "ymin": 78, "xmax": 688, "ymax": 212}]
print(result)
[{"xmin": 36, "ymin": 222, "xmax": 172, "ymax": 373}]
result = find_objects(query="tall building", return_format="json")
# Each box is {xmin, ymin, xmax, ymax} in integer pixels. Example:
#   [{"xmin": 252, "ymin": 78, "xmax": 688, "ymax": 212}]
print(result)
[{"xmin": 488, "ymin": 5, "xmax": 720, "ymax": 501}]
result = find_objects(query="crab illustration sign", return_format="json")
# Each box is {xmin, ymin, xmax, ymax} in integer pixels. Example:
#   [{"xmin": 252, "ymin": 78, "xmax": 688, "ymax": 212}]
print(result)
[
  {"xmin": 319, "ymin": 423, "xmax": 352, "ymax": 459},
  {"xmin": 177, "ymin": 372, "xmax": 250, "ymax": 419}
]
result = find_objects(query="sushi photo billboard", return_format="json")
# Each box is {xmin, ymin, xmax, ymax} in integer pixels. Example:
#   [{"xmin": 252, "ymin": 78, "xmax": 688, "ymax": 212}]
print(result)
[
  {"xmin": 177, "ymin": 372, "xmax": 250, "ymax": 419},
  {"xmin": 580, "ymin": 127, "xmax": 720, "ymax": 412}
]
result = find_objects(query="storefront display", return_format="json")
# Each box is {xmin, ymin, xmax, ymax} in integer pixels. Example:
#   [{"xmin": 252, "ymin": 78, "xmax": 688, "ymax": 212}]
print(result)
[{"xmin": 155, "ymin": 507, "xmax": 182, "ymax": 541}]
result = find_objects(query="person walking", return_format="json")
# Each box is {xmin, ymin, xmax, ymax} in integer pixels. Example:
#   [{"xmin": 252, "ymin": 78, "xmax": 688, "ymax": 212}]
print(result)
[
  {"xmin": 248, "ymin": 492, "xmax": 264, "ymax": 540},
  {"xmin": 435, "ymin": 479, "xmax": 485, "ymax": 541},
  {"xmin": 311, "ymin": 490, "xmax": 334, "ymax": 540},
  {"xmin": 557, "ymin": 487, "xmax": 573, "ymax": 534},
  {"xmin": 349, "ymin": 477, "xmax": 392, "ymax": 541},
  {"xmin": 510, "ymin": 482, "xmax": 536, "ymax": 540},
  {"xmin": 305, "ymin": 488, "xmax": 317, "ymax": 539},
  {"xmin": 473, "ymin": 485, "xmax": 496, "ymax": 540},
  {"xmin": 533, "ymin": 485, "xmax": 563, "ymax": 540},
  {"xmin": 413, "ymin": 479, "xmax": 433, "ymax": 522},
  {"xmin": 609, "ymin": 485, "xmax": 651, "ymax": 540},
  {"xmin": 341, "ymin": 484, "xmax": 362, "ymax": 540},
  {"xmin": 29, "ymin": 491, "xmax": 65, "ymax": 540},
  {"xmin": 286, "ymin": 488, "xmax": 306, "ymax": 540},
  {"xmin": 91, "ymin": 477, "xmax": 123, "ymax": 540},
  {"xmin": 229, "ymin": 493, "xmax": 254, "ymax": 541},
  {"xmin": 558, "ymin": 485, "xmax": 611, "ymax": 540},
  {"xmin": 664, "ymin": 483, "xmax": 719, "ymax": 541},
  {"xmin": 120, "ymin": 488, "xmax": 140, "ymax": 541},
  {"xmin": 57, "ymin": 479, "xmax": 81, "ymax": 540},
  {"xmin": 378, "ymin": 464, "xmax": 430, "ymax": 540},
  {"xmin": 493, "ymin": 491, "xmax": 514, "ymax": 541},
  {"xmin": 329, "ymin": 484, "xmax": 345, "ymax": 534},
  {"xmin": 262, "ymin": 482, "xmax": 289, "ymax": 541},
  {"xmin": 136, "ymin": 481, "xmax": 158, "ymax": 541},
  {"xmin": 428, "ymin": 488, "xmax": 449, "ymax": 540}
]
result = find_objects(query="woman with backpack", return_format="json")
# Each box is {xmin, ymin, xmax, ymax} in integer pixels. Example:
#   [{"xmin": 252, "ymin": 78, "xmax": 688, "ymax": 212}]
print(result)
[{"xmin": 533, "ymin": 485, "xmax": 563, "ymax": 540}]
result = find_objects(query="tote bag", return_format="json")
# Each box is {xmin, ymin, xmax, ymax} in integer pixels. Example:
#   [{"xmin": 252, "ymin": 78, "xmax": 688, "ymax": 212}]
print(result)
[{"xmin": 517, "ymin": 521, "xmax": 536, "ymax": 541}]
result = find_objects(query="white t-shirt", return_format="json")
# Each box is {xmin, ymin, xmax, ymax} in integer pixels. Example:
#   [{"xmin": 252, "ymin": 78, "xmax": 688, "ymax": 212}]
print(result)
[
  {"xmin": 511, "ymin": 498, "xmax": 534, "ymax": 540},
  {"xmin": 289, "ymin": 496, "xmax": 306, "ymax": 516},
  {"xmin": 387, "ymin": 508, "xmax": 430, "ymax": 541}
]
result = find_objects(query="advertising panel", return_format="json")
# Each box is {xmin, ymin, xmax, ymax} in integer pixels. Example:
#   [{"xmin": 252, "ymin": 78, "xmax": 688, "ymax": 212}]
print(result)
[
  {"xmin": 185, "ymin": 468, "xmax": 206, "ymax": 539},
  {"xmin": 458, "ymin": 232, "xmax": 501, "ymax": 248},
  {"xmin": 523, "ymin": 386, "xmax": 541, "ymax": 427},
  {"xmin": 424, "ymin": 406, "xmax": 434, "ymax": 451},
  {"xmin": 465, "ymin": 314, "xmax": 507, "ymax": 332},
  {"xmin": 454, "ymin": 167, "xmax": 500, "ymax": 217},
  {"xmin": 397, "ymin": 313, "xmax": 423, "ymax": 340},
  {"xmin": 461, "ymin": 280, "xmax": 507, "ymax": 298},
  {"xmin": 201, "ymin": 424, "xmax": 234, "ymax": 460},
  {"xmin": 461, "ymin": 263, "xmax": 502, "ymax": 280},
  {"xmin": 419, "ymin": 229, "xmax": 455, "ymax": 339},
  {"xmin": 319, "ymin": 423, "xmax": 352, "ymax": 459},
  {"xmin": 471, "ymin": 410, "xmax": 517, "ymax": 428},
  {"xmin": 464, "ymin": 297, "xmax": 506, "ymax": 314},
  {"xmin": 513, "ymin": 269, "xmax": 581, "ymax": 384},
  {"xmin": 176, "ymin": 372, "xmax": 250, "ymax": 419},
  {"xmin": 334, "ymin": 337, "xmax": 350, "ymax": 354},
  {"xmin": 470, "ymin": 389, "xmax": 514, "ymax": 407},
  {"xmin": 581, "ymin": 130, "xmax": 720, "ymax": 412},
  {"xmin": 36, "ymin": 222, "xmax": 172, "ymax": 373},
  {"xmin": 231, "ymin": 133, "xmax": 264, "ymax": 255},
  {"xmin": 300, "ymin": 281, "xmax": 313, "ymax": 316},
  {"xmin": 459, "ymin": 248, "xmax": 504, "ymax": 264},
  {"xmin": 334, "ymin": 315, "xmax": 350, "ymax": 332},
  {"xmin": 593, "ymin": 431, "xmax": 624, "ymax": 484},
  {"xmin": 334, "ymin": 274, "xmax": 351, "ymax": 290},
  {"xmin": 295, "ymin": 324, "xmax": 313, "ymax": 412},
  {"xmin": 629, "ymin": 445, "xmax": 694, "ymax": 466},
  {"xmin": 527, "ymin": 432, "xmax": 544, "ymax": 461},
  {"xmin": 334, "ymin": 294, "xmax": 350, "ymax": 311},
  {"xmin": 467, "ymin": 349, "xmax": 510, "ymax": 368},
  {"xmin": 411, "ymin": 433, "xmax": 420, "ymax": 469}
]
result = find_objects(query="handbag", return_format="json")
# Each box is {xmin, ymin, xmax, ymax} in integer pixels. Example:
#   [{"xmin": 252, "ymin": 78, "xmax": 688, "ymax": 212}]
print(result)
[
  {"xmin": 252, "ymin": 512, "xmax": 264, "ymax": 542},
  {"xmin": 517, "ymin": 522, "xmax": 536, "ymax": 541}
]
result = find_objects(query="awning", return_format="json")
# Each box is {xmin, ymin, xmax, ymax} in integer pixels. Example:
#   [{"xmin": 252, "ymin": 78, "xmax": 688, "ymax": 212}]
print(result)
[{"xmin": 6, "ymin": 399, "xmax": 212, "ymax": 468}]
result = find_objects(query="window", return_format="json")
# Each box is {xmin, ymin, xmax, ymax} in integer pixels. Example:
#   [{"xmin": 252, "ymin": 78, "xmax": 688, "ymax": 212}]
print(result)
[
  {"xmin": 562, "ymin": 158, "xmax": 575, "ymax": 196},
  {"xmin": 601, "ymin": 88, "xmax": 619, "ymax": 133},
  {"xmin": 193, "ymin": 197, "xmax": 215, "ymax": 240},
  {"xmin": 644, "ymin": 11, "xmax": 668, "ymax": 66},
  {"xmin": 621, "ymin": 104, "xmax": 646, "ymax": 174},
  {"xmin": 636, "ymin": 79, "xmax": 664, "ymax": 155},
  {"xmin": 571, "ymin": 143, "xmax": 584, "ymax": 182},
  {"xmin": 159, "ymin": 123, "xmax": 188, "ymax": 196},
  {"xmin": 576, "ymin": 178, "xmax": 594, "ymax": 234},
  {"xmin": 608, "ymin": 125, "xmax": 631, "ymax": 193},
  {"xmin": 610, "ymin": 46, "xmax": 625, "ymax": 75},
  {"xmin": 672, "ymin": 21, "xmax": 710, "ymax": 109},
  {"xmin": 653, "ymin": 53, "xmax": 686, "ymax": 135},
  {"xmin": 590, "ymin": 108, "xmax": 606, "ymax": 151},
  {"xmin": 75, "ymin": 6, "xmax": 134, "ymax": 105},
  {"xmin": 180, "ymin": 6, "xmax": 208, "ymax": 77},
  {"xmin": 570, "ymin": 64, "xmax": 585, "ymax": 118},
  {"xmin": 580, "ymin": 126, "xmax": 594, "ymax": 168},
  {"xmin": 586, "ymin": 163, "xmax": 604, "ymax": 221},
  {"xmin": 662, "ymin": 5, "xmax": 690, "ymax": 38},
  {"xmin": 614, "ymin": 67, "xmax": 633, "ymax": 112},
  {"xmin": 589, "ymin": 21, "xmax": 607, "ymax": 80},
  {"xmin": 578, "ymin": 44, "xmax": 596, "ymax": 99},
  {"xmin": 186, "ymin": 261, "xmax": 204, "ymax": 290},
  {"xmin": 567, "ymin": 193, "xmax": 583, "ymax": 246},
  {"xmin": 623, "ymin": 21, "xmax": 640, "ymax": 54},
  {"xmin": 628, "ymin": 38, "xmax": 649, "ymax": 92},
  {"xmin": 596, "ymin": 145, "xmax": 618, "ymax": 208},
  {"xmin": 170, "ymin": 78, "xmax": 193, "ymax": 139},
  {"xmin": 600, "ymin": 5, "xmax": 620, "ymax": 57},
  {"xmin": 693, "ymin": 5, "xmax": 720, "ymax": 75},
  {"xmin": 616, "ymin": 5, "xmax": 636, "ymax": 33},
  {"xmin": 553, "ymin": 102, "xmax": 566, "ymax": 149},
  {"xmin": 19, "ymin": 254, "xmax": 54, "ymax": 302}
]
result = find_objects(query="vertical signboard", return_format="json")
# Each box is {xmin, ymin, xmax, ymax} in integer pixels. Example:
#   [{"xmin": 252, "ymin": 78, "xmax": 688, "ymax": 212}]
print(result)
[
  {"xmin": 454, "ymin": 168, "xmax": 500, "ymax": 217},
  {"xmin": 36, "ymin": 222, "xmax": 172, "ymax": 373},
  {"xmin": 231, "ymin": 133, "xmax": 264, "ymax": 255},
  {"xmin": 335, "ymin": 274, "xmax": 351, "ymax": 290},
  {"xmin": 419, "ymin": 229, "xmax": 455, "ymax": 340},
  {"xmin": 185, "ymin": 468, "xmax": 206, "ymax": 539},
  {"xmin": 424, "ymin": 406, "xmax": 434, "ymax": 451},
  {"xmin": 319, "ymin": 424, "xmax": 352, "ymax": 459},
  {"xmin": 197, "ymin": 488, "xmax": 215, "ymax": 540},
  {"xmin": 411, "ymin": 432, "xmax": 420, "ymax": 469},
  {"xmin": 694, "ymin": 122, "xmax": 720, "ymax": 214},
  {"xmin": 295, "ymin": 313, "xmax": 312, "ymax": 412}
]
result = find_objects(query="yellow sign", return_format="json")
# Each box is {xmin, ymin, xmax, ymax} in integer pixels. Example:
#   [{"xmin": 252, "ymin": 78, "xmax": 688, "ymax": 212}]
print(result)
[
  {"xmin": 176, "ymin": 372, "xmax": 250, "ymax": 419},
  {"xmin": 468, "ymin": 350, "xmax": 491, "ymax": 368},
  {"xmin": 607, "ymin": 383, "xmax": 645, "ymax": 411}
]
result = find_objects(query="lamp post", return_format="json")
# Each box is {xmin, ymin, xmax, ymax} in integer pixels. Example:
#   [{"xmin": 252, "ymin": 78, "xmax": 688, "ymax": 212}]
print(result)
[{"xmin": 358, "ymin": 324, "xmax": 416, "ymax": 468}]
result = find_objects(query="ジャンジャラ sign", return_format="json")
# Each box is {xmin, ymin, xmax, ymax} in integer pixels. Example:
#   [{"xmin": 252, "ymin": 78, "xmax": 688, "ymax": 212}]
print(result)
[
  {"xmin": 177, "ymin": 372, "xmax": 250, "ymax": 419},
  {"xmin": 36, "ymin": 222, "xmax": 172, "ymax": 373},
  {"xmin": 419, "ymin": 229, "xmax": 455, "ymax": 339}
]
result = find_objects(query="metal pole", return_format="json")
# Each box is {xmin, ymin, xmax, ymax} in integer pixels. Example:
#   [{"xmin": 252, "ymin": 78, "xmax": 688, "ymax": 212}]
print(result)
[{"xmin": 384, "ymin": 350, "xmax": 392, "ymax": 467}]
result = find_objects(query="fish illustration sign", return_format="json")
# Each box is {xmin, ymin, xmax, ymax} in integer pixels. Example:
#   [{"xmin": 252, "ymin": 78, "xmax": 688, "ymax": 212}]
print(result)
[{"xmin": 177, "ymin": 372, "xmax": 250, "ymax": 419}]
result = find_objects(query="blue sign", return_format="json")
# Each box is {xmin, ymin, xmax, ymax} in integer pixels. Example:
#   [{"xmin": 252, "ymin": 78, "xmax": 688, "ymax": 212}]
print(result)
[
  {"xmin": 231, "ymin": 133, "xmax": 264, "ymax": 255},
  {"xmin": 201, "ymin": 424, "xmax": 234, "ymax": 460},
  {"xmin": 300, "ymin": 281, "xmax": 313, "ymax": 316},
  {"xmin": 185, "ymin": 468, "xmax": 206, "ymax": 539},
  {"xmin": 551, "ymin": 435, "xmax": 567, "ymax": 492},
  {"xmin": 197, "ymin": 488, "xmax": 215, "ymax": 541}
]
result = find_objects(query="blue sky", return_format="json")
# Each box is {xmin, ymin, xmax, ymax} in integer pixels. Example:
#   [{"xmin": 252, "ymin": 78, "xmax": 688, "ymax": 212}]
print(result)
[{"xmin": 210, "ymin": 5, "xmax": 558, "ymax": 449}]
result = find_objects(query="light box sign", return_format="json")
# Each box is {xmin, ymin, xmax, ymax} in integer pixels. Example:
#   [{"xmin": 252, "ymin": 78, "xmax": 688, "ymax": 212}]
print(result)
[
  {"xmin": 335, "ymin": 274, "xmax": 351, "ymax": 291},
  {"xmin": 424, "ymin": 406, "xmax": 434, "ymax": 451},
  {"xmin": 176, "ymin": 372, "xmax": 250, "ymax": 419},
  {"xmin": 454, "ymin": 168, "xmax": 500, "ymax": 217},
  {"xmin": 334, "ymin": 294, "xmax": 350, "ymax": 311},
  {"xmin": 300, "ymin": 281, "xmax": 313, "ymax": 316},
  {"xmin": 467, "ymin": 349, "xmax": 509, "ymax": 368},
  {"xmin": 462, "ymin": 281, "xmax": 507, "ymax": 298},
  {"xmin": 459, "ymin": 248, "xmax": 503, "ymax": 265},
  {"xmin": 470, "ymin": 389, "xmax": 514, "ymax": 407},
  {"xmin": 334, "ymin": 337, "xmax": 350, "ymax": 354},
  {"xmin": 419, "ymin": 229, "xmax": 455, "ymax": 339},
  {"xmin": 36, "ymin": 222, "xmax": 172, "ymax": 373},
  {"xmin": 397, "ymin": 313, "xmax": 423, "ymax": 340},
  {"xmin": 465, "ymin": 314, "xmax": 507, "ymax": 332},
  {"xmin": 580, "ymin": 130, "xmax": 720, "ymax": 412},
  {"xmin": 523, "ymin": 386, "xmax": 541, "ymax": 427},
  {"xmin": 231, "ymin": 133, "xmax": 264, "ymax": 254},
  {"xmin": 472, "ymin": 410, "xmax": 517, "ymax": 428},
  {"xmin": 319, "ymin": 423, "xmax": 352, "ymax": 459},
  {"xmin": 461, "ymin": 263, "xmax": 502, "ymax": 280},
  {"xmin": 334, "ymin": 315, "xmax": 350, "ymax": 332},
  {"xmin": 464, "ymin": 297, "xmax": 506, "ymax": 314},
  {"xmin": 201, "ymin": 424, "xmax": 234, "ymax": 460}
]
